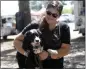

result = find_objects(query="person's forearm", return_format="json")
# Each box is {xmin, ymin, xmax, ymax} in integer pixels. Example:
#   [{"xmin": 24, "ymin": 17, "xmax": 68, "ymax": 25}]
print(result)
[
  {"xmin": 56, "ymin": 47, "xmax": 70, "ymax": 58},
  {"xmin": 13, "ymin": 40, "xmax": 25, "ymax": 55},
  {"xmin": 48, "ymin": 45, "xmax": 70, "ymax": 59}
]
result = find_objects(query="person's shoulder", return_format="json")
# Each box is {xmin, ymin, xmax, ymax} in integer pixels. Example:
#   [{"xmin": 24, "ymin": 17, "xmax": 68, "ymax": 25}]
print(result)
[
  {"xmin": 21, "ymin": 21, "xmax": 40, "ymax": 35},
  {"xmin": 59, "ymin": 22, "xmax": 69, "ymax": 29},
  {"xmin": 26, "ymin": 21, "xmax": 39, "ymax": 28}
]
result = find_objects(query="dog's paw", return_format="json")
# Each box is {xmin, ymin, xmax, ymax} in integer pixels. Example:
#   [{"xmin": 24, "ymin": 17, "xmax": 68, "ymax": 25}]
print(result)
[{"xmin": 47, "ymin": 49, "xmax": 58, "ymax": 54}]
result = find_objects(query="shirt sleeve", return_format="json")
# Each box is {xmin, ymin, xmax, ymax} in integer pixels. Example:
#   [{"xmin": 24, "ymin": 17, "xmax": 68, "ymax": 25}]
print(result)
[
  {"xmin": 21, "ymin": 23, "xmax": 39, "ymax": 35},
  {"xmin": 61, "ymin": 24, "xmax": 70, "ymax": 44}
]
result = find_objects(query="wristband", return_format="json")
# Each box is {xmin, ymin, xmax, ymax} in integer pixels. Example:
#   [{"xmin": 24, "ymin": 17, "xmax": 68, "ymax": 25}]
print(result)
[{"xmin": 47, "ymin": 51, "xmax": 51, "ymax": 59}]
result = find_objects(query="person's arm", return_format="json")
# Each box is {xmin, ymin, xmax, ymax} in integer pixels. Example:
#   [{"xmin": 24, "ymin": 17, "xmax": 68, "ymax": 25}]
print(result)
[
  {"xmin": 13, "ymin": 23, "xmax": 30, "ymax": 56},
  {"xmin": 49, "ymin": 43, "xmax": 70, "ymax": 59},
  {"xmin": 13, "ymin": 23, "xmax": 39, "ymax": 56},
  {"xmin": 38, "ymin": 44, "xmax": 70, "ymax": 60},
  {"xmin": 13, "ymin": 32, "xmax": 25, "ymax": 55},
  {"xmin": 48, "ymin": 24, "xmax": 71, "ymax": 59}
]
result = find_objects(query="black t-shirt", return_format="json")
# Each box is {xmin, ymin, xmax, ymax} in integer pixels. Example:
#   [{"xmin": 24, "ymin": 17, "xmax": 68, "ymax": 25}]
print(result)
[
  {"xmin": 22, "ymin": 22, "xmax": 39, "ymax": 35},
  {"xmin": 22, "ymin": 22, "xmax": 70, "ymax": 45},
  {"xmin": 21, "ymin": 22, "xmax": 70, "ymax": 68}
]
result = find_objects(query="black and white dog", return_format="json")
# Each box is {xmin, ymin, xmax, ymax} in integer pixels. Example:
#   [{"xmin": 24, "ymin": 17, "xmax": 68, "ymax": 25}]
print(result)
[
  {"xmin": 23, "ymin": 29, "xmax": 43, "ymax": 54},
  {"xmin": 16, "ymin": 29, "xmax": 43, "ymax": 68}
]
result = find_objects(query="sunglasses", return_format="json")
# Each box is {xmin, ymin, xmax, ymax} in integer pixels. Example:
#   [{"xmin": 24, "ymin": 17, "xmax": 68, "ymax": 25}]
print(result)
[{"xmin": 46, "ymin": 11, "xmax": 59, "ymax": 18}]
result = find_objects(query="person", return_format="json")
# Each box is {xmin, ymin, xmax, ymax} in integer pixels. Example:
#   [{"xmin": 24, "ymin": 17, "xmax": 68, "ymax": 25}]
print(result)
[{"xmin": 13, "ymin": 1, "xmax": 70, "ymax": 69}]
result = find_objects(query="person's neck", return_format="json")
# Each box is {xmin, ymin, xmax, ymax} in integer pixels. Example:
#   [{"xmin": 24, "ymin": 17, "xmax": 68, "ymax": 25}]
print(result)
[
  {"xmin": 48, "ymin": 21, "xmax": 59, "ymax": 31},
  {"xmin": 49, "ymin": 23, "xmax": 56, "ymax": 31}
]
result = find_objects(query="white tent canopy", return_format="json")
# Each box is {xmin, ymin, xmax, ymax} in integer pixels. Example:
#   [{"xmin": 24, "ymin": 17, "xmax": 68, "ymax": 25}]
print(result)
[{"xmin": 1, "ymin": 1, "xmax": 19, "ymax": 16}]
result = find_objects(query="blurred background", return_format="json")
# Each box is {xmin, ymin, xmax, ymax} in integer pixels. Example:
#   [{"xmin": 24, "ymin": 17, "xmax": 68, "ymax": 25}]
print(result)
[{"xmin": 0, "ymin": 0, "xmax": 85, "ymax": 68}]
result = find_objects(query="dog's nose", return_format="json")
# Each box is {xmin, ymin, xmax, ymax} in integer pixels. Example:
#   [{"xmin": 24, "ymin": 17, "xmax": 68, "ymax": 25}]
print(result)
[{"xmin": 36, "ymin": 40, "xmax": 39, "ymax": 42}]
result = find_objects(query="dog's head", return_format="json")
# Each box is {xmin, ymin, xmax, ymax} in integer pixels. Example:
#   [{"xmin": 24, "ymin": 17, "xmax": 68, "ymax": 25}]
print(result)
[
  {"xmin": 24, "ymin": 29, "xmax": 41, "ymax": 45},
  {"xmin": 24, "ymin": 29, "xmax": 43, "ymax": 54}
]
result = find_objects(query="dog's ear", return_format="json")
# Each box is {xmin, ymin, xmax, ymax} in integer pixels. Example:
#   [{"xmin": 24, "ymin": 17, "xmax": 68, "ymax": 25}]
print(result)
[{"xmin": 24, "ymin": 31, "xmax": 31, "ymax": 40}]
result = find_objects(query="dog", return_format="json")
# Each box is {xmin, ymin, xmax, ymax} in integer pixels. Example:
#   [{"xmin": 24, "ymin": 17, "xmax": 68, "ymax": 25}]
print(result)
[
  {"xmin": 23, "ymin": 29, "xmax": 43, "ymax": 54},
  {"xmin": 16, "ymin": 29, "xmax": 43, "ymax": 68}
]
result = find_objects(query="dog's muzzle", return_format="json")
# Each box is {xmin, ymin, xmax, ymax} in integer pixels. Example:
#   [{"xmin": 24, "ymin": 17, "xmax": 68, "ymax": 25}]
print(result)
[{"xmin": 31, "ymin": 36, "xmax": 43, "ymax": 54}]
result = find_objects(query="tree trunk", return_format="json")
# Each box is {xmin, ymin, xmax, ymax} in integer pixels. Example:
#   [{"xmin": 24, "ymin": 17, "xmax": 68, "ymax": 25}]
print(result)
[{"xmin": 18, "ymin": 1, "xmax": 31, "ymax": 28}]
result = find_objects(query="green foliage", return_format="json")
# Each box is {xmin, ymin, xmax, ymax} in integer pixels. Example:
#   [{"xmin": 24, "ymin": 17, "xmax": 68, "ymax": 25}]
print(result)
[
  {"xmin": 30, "ymin": 1, "xmax": 42, "ymax": 11},
  {"xmin": 62, "ymin": 7, "xmax": 73, "ymax": 14}
]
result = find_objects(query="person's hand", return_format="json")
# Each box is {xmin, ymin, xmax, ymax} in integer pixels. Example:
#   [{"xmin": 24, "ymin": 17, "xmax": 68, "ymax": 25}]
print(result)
[
  {"xmin": 50, "ymin": 54, "xmax": 58, "ymax": 59},
  {"xmin": 38, "ymin": 50, "xmax": 48, "ymax": 60}
]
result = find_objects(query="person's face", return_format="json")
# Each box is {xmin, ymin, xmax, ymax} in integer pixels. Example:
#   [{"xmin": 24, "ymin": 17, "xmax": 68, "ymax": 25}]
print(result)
[{"xmin": 45, "ymin": 8, "xmax": 59, "ymax": 25}]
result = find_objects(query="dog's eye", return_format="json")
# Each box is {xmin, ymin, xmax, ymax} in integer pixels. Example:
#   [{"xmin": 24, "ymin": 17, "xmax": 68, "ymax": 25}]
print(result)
[
  {"xmin": 36, "ymin": 34, "xmax": 39, "ymax": 37},
  {"xmin": 32, "ymin": 33, "xmax": 38, "ymax": 36}
]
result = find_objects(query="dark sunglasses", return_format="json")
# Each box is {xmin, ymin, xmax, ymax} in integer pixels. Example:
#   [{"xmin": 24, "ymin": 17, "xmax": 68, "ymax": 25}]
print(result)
[{"xmin": 46, "ymin": 11, "xmax": 59, "ymax": 18}]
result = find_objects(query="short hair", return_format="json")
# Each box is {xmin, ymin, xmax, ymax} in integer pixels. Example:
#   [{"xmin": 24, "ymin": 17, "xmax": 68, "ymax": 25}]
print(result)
[{"xmin": 46, "ymin": 1, "xmax": 63, "ymax": 16}]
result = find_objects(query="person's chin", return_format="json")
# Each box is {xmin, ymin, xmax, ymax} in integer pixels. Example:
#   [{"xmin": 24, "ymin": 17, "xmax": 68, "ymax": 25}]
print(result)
[{"xmin": 48, "ymin": 20, "xmax": 54, "ymax": 23}]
